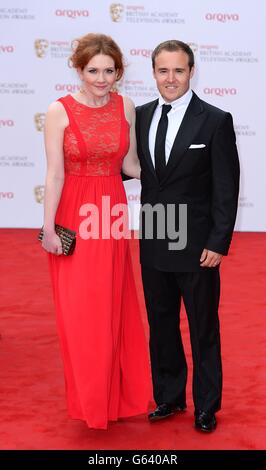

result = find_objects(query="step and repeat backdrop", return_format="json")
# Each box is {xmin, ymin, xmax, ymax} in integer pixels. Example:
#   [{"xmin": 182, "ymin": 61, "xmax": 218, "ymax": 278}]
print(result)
[{"xmin": 0, "ymin": 0, "xmax": 265, "ymax": 230}]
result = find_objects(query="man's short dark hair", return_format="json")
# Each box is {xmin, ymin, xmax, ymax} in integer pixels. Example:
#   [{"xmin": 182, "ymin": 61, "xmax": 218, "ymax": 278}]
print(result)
[{"xmin": 152, "ymin": 40, "xmax": 194, "ymax": 70}]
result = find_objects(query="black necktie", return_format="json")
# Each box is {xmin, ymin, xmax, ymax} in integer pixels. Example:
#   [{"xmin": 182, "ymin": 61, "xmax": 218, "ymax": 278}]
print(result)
[{"xmin": 154, "ymin": 104, "xmax": 172, "ymax": 181}]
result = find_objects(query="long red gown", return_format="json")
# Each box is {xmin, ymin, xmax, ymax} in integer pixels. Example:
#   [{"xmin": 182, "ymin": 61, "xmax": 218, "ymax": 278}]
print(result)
[{"xmin": 48, "ymin": 92, "xmax": 151, "ymax": 429}]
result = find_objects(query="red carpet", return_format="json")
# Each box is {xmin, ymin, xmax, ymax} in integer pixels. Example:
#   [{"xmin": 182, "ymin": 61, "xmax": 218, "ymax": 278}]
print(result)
[{"xmin": 0, "ymin": 229, "xmax": 266, "ymax": 450}]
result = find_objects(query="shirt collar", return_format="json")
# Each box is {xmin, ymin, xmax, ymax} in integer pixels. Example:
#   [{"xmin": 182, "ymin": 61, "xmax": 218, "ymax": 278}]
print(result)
[{"xmin": 158, "ymin": 89, "xmax": 193, "ymax": 111}]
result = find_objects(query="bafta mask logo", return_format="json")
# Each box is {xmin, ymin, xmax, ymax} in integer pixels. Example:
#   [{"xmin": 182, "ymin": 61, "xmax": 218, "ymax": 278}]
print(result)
[
  {"xmin": 34, "ymin": 39, "xmax": 49, "ymax": 58},
  {"xmin": 34, "ymin": 185, "xmax": 45, "ymax": 204},
  {"xmin": 110, "ymin": 3, "xmax": 124, "ymax": 22},
  {"xmin": 188, "ymin": 42, "xmax": 198, "ymax": 54},
  {"xmin": 34, "ymin": 113, "xmax": 46, "ymax": 132}
]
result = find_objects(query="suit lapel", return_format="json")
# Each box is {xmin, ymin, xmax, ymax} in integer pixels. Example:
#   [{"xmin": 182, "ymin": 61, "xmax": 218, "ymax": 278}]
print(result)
[
  {"xmin": 140, "ymin": 99, "xmax": 158, "ymax": 177},
  {"xmin": 161, "ymin": 92, "xmax": 206, "ymax": 184}
]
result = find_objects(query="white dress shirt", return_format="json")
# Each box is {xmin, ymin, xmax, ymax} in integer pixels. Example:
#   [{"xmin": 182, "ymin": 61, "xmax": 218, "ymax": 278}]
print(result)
[{"xmin": 149, "ymin": 89, "xmax": 193, "ymax": 166}]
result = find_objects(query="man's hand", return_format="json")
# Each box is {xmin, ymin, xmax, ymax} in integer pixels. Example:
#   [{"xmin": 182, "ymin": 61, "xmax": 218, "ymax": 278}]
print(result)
[{"xmin": 200, "ymin": 249, "xmax": 223, "ymax": 268}]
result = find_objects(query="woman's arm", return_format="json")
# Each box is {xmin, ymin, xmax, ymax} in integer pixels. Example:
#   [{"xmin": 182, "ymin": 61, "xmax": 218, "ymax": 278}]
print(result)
[
  {"xmin": 42, "ymin": 101, "xmax": 68, "ymax": 255},
  {"xmin": 122, "ymin": 96, "xmax": 141, "ymax": 179}
]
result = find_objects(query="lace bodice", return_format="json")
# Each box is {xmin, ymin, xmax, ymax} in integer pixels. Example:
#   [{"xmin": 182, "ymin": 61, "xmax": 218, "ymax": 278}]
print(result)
[{"xmin": 58, "ymin": 93, "xmax": 130, "ymax": 176}]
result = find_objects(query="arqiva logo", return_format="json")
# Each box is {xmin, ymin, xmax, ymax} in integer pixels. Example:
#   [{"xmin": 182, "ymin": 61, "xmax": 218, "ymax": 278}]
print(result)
[
  {"xmin": 203, "ymin": 88, "xmax": 237, "ymax": 97},
  {"xmin": 205, "ymin": 13, "xmax": 239, "ymax": 22},
  {"xmin": 0, "ymin": 192, "xmax": 14, "ymax": 199},
  {"xmin": 130, "ymin": 49, "xmax": 153, "ymax": 58},
  {"xmin": 55, "ymin": 84, "xmax": 80, "ymax": 93},
  {"xmin": 0, "ymin": 119, "xmax": 14, "ymax": 127},
  {"xmin": 55, "ymin": 9, "xmax": 89, "ymax": 19},
  {"xmin": 0, "ymin": 45, "xmax": 14, "ymax": 53}
]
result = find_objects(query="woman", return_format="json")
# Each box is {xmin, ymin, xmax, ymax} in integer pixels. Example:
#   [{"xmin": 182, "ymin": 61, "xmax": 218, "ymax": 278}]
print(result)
[{"xmin": 42, "ymin": 33, "xmax": 151, "ymax": 429}]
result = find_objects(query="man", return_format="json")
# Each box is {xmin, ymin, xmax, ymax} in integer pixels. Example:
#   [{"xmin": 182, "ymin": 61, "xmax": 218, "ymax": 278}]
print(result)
[{"xmin": 136, "ymin": 40, "xmax": 240, "ymax": 432}]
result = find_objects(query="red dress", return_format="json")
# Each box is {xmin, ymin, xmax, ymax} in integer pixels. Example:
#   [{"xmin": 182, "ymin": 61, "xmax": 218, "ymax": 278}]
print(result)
[{"xmin": 48, "ymin": 93, "xmax": 151, "ymax": 429}]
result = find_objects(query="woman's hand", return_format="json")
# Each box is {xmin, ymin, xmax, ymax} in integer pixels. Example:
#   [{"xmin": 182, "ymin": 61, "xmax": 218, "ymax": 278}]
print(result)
[{"xmin": 42, "ymin": 228, "xmax": 63, "ymax": 255}]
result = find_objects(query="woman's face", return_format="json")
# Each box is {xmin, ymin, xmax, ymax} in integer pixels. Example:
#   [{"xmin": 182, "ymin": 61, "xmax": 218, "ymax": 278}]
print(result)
[{"xmin": 78, "ymin": 53, "xmax": 117, "ymax": 98}]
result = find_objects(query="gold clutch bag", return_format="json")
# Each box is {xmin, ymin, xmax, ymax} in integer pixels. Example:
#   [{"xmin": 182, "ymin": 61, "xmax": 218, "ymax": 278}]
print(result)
[{"xmin": 38, "ymin": 224, "xmax": 76, "ymax": 256}]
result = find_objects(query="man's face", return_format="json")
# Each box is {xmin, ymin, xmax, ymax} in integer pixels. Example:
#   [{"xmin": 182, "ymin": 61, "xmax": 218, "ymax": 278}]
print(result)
[{"xmin": 153, "ymin": 50, "xmax": 194, "ymax": 102}]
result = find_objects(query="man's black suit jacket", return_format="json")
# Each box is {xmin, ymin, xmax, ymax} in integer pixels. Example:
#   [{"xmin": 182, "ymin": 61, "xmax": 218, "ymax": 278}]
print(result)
[{"xmin": 136, "ymin": 91, "xmax": 240, "ymax": 272}]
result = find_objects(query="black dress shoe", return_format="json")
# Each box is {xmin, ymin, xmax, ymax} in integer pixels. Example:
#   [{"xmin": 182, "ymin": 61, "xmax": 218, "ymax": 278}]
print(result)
[
  {"xmin": 194, "ymin": 410, "xmax": 217, "ymax": 432},
  {"xmin": 148, "ymin": 403, "xmax": 186, "ymax": 422}
]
